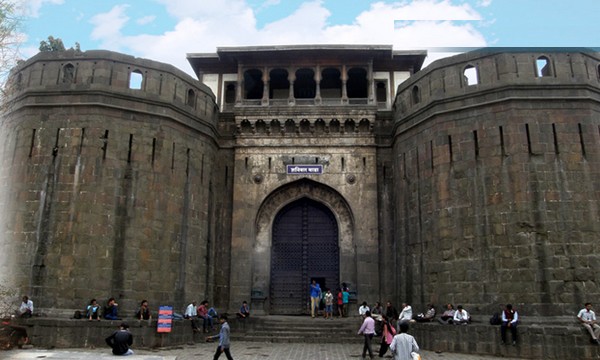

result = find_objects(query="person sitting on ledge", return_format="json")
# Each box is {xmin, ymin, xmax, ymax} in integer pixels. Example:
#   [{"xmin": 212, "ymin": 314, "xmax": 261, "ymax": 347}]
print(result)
[
  {"xmin": 500, "ymin": 304, "xmax": 518, "ymax": 346},
  {"xmin": 438, "ymin": 303, "xmax": 455, "ymax": 324},
  {"xmin": 87, "ymin": 298, "xmax": 101, "ymax": 321},
  {"xmin": 18, "ymin": 296, "xmax": 34, "ymax": 318},
  {"xmin": 414, "ymin": 303, "xmax": 436, "ymax": 322},
  {"xmin": 104, "ymin": 297, "xmax": 120, "ymax": 320},
  {"xmin": 236, "ymin": 301, "xmax": 250, "ymax": 319},
  {"xmin": 577, "ymin": 302, "xmax": 600, "ymax": 345},
  {"xmin": 135, "ymin": 300, "xmax": 151, "ymax": 320},
  {"xmin": 359, "ymin": 301, "xmax": 370, "ymax": 317},
  {"xmin": 453, "ymin": 305, "xmax": 470, "ymax": 325}
]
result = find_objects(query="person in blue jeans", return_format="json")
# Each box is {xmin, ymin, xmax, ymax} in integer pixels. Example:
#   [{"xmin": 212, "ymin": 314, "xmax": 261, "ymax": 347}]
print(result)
[
  {"xmin": 310, "ymin": 280, "xmax": 321, "ymax": 318},
  {"xmin": 104, "ymin": 297, "xmax": 120, "ymax": 320}
]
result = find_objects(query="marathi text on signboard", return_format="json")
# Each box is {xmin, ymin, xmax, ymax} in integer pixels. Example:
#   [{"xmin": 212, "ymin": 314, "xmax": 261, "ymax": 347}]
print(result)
[
  {"xmin": 286, "ymin": 164, "xmax": 323, "ymax": 175},
  {"xmin": 157, "ymin": 305, "xmax": 173, "ymax": 333}
]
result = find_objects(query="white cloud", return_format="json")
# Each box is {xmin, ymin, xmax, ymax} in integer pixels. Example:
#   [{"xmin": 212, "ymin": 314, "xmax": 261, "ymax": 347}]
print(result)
[
  {"xmin": 89, "ymin": 5, "xmax": 130, "ymax": 49},
  {"xmin": 18, "ymin": 0, "xmax": 64, "ymax": 18},
  {"xmin": 136, "ymin": 15, "xmax": 156, "ymax": 26},
  {"xmin": 87, "ymin": 0, "xmax": 488, "ymax": 76}
]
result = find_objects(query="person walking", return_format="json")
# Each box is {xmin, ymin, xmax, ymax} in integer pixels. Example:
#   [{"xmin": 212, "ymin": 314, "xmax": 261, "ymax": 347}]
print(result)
[
  {"xmin": 389, "ymin": 322, "xmax": 419, "ymax": 360},
  {"xmin": 207, "ymin": 314, "xmax": 234, "ymax": 360},
  {"xmin": 357, "ymin": 310, "xmax": 376, "ymax": 359},
  {"xmin": 378, "ymin": 314, "xmax": 396, "ymax": 357}
]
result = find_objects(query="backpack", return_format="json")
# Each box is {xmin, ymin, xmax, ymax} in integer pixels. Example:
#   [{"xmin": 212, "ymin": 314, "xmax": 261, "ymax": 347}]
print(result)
[
  {"xmin": 489, "ymin": 312, "xmax": 501, "ymax": 325},
  {"xmin": 73, "ymin": 310, "xmax": 82, "ymax": 319}
]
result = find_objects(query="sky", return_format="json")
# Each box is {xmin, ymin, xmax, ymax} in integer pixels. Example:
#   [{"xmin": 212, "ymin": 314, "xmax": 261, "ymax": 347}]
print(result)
[{"xmin": 17, "ymin": 0, "xmax": 600, "ymax": 77}]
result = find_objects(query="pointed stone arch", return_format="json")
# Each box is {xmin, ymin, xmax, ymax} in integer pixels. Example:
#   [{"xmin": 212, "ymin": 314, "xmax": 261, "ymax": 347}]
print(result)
[{"xmin": 251, "ymin": 178, "xmax": 356, "ymax": 314}]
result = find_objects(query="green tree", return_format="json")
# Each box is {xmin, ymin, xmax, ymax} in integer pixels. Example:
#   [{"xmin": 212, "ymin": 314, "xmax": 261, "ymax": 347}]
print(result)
[
  {"xmin": 0, "ymin": 0, "xmax": 22, "ymax": 104},
  {"xmin": 39, "ymin": 36, "xmax": 81, "ymax": 52}
]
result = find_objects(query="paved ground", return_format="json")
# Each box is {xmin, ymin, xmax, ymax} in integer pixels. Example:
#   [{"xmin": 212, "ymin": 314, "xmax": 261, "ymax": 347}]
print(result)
[{"xmin": 4, "ymin": 342, "xmax": 522, "ymax": 360}]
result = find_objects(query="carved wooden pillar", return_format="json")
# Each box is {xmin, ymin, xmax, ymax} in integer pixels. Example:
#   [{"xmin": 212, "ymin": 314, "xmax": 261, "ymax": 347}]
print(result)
[
  {"xmin": 262, "ymin": 67, "xmax": 269, "ymax": 105},
  {"xmin": 315, "ymin": 65, "xmax": 322, "ymax": 105},
  {"xmin": 236, "ymin": 64, "xmax": 243, "ymax": 104},
  {"xmin": 368, "ymin": 60, "xmax": 375, "ymax": 104},
  {"xmin": 341, "ymin": 64, "xmax": 348, "ymax": 104},
  {"xmin": 288, "ymin": 68, "xmax": 296, "ymax": 105}
]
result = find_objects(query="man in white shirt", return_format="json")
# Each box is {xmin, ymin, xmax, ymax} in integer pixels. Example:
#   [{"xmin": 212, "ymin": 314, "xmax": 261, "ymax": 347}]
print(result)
[
  {"xmin": 453, "ymin": 305, "xmax": 469, "ymax": 325},
  {"xmin": 358, "ymin": 301, "xmax": 370, "ymax": 317},
  {"xmin": 398, "ymin": 303, "xmax": 413, "ymax": 324},
  {"xmin": 577, "ymin": 302, "xmax": 600, "ymax": 345},
  {"xmin": 184, "ymin": 301, "xmax": 199, "ymax": 332},
  {"xmin": 19, "ymin": 296, "xmax": 34, "ymax": 318}
]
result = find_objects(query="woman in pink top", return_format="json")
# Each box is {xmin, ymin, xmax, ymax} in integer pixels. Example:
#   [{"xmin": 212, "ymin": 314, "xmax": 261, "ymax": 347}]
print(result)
[{"xmin": 378, "ymin": 314, "xmax": 397, "ymax": 357}]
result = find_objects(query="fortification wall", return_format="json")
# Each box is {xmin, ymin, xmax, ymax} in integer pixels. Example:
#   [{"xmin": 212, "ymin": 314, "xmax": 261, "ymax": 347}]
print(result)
[
  {"xmin": 391, "ymin": 49, "xmax": 600, "ymax": 316},
  {"xmin": 0, "ymin": 50, "xmax": 226, "ymax": 314}
]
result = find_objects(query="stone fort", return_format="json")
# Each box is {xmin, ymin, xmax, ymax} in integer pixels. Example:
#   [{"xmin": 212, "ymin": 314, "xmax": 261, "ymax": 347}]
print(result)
[{"xmin": 1, "ymin": 45, "xmax": 599, "ymax": 320}]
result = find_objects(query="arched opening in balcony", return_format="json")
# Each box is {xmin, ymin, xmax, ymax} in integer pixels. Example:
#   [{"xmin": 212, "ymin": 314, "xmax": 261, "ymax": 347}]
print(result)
[
  {"xmin": 269, "ymin": 68, "xmax": 289, "ymax": 100},
  {"xmin": 294, "ymin": 68, "xmax": 316, "ymax": 99},
  {"xmin": 244, "ymin": 69, "xmax": 263, "ymax": 99},
  {"xmin": 321, "ymin": 68, "xmax": 342, "ymax": 101},
  {"xmin": 347, "ymin": 67, "xmax": 367, "ymax": 99},
  {"xmin": 376, "ymin": 81, "xmax": 387, "ymax": 103},
  {"xmin": 224, "ymin": 82, "xmax": 236, "ymax": 104}
]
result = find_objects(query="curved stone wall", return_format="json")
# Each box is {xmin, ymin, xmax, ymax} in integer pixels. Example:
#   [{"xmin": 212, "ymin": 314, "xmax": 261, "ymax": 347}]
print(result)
[
  {"xmin": 391, "ymin": 49, "xmax": 600, "ymax": 316},
  {"xmin": 0, "ymin": 50, "xmax": 222, "ymax": 313}
]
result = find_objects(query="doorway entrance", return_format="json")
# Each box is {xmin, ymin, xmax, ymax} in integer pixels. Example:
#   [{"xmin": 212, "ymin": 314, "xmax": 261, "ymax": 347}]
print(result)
[{"xmin": 269, "ymin": 198, "xmax": 339, "ymax": 315}]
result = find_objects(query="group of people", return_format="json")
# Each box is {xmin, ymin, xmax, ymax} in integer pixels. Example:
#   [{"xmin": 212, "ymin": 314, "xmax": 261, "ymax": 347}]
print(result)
[
  {"xmin": 83, "ymin": 298, "xmax": 151, "ymax": 321},
  {"xmin": 309, "ymin": 280, "xmax": 351, "ymax": 318},
  {"xmin": 357, "ymin": 308, "xmax": 419, "ymax": 360}
]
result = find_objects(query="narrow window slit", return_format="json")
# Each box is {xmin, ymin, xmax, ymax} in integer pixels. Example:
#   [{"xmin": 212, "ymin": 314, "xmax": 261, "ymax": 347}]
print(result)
[
  {"xmin": 29, "ymin": 129, "xmax": 36, "ymax": 158},
  {"xmin": 127, "ymin": 134, "xmax": 133, "ymax": 163},
  {"xmin": 171, "ymin": 142, "xmax": 175, "ymax": 171},
  {"xmin": 578, "ymin": 123, "xmax": 586, "ymax": 157},
  {"xmin": 102, "ymin": 130, "xmax": 109, "ymax": 160},
  {"xmin": 78, "ymin": 128, "xmax": 85, "ymax": 156},
  {"xmin": 552, "ymin": 124, "xmax": 559, "ymax": 154},
  {"xmin": 448, "ymin": 135, "xmax": 453, "ymax": 163},
  {"xmin": 499, "ymin": 126, "xmax": 505, "ymax": 157},
  {"xmin": 473, "ymin": 131, "xmax": 479, "ymax": 158},
  {"xmin": 525, "ymin": 124, "xmax": 532, "ymax": 155},
  {"xmin": 151, "ymin": 138, "xmax": 156, "ymax": 166}
]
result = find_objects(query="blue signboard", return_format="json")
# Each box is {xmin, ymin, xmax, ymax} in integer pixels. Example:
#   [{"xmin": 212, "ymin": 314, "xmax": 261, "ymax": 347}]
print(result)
[
  {"xmin": 157, "ymin": 305, "xmax": 173, "ymax": 333},
  {"xmin": 286, "ymin": 164, "xmax": 323, "ymax": 175}
]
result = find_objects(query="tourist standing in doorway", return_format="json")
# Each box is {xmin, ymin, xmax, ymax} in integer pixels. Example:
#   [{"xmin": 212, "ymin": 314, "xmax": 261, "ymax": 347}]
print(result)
[
  {"xmin": 310, "ymin": 280, "xmax": 321, "ymax": 318},
  {"xmin": 337, "ymin": 289, "xmax": 344, "ymax": 318},
  {"xmin": 342, "ymin": 288, "xmax": 350, "ymax": 317},
  {"xmin": 357, "ymin": 310, "xmax": 376, "ymax": 359},
  {"xmin": 324, "ymin": 289, "xmax": 334, "ymax": 319}
]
